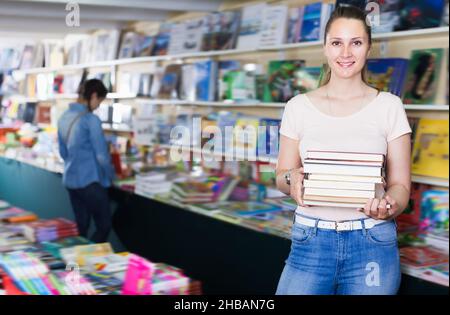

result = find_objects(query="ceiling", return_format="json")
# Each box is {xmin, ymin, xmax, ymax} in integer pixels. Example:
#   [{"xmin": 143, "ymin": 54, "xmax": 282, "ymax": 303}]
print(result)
[{"xmin": 0, "ymin": 0, "xmax": 226, "ymax": 38}]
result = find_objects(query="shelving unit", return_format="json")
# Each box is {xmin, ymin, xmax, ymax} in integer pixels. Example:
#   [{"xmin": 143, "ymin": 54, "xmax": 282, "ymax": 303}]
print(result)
[{"xmin": 13, "ymin": 27, "xmax": 449, "ymax": 76}]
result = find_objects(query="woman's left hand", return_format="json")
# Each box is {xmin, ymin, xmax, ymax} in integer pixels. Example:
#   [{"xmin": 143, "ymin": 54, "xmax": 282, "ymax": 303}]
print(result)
[{"xmin": 359, "ymin": 195, "xmax": 399, "ymax": 220}]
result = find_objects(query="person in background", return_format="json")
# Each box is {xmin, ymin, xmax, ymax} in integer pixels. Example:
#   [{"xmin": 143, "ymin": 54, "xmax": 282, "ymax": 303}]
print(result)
[{"xmin": 57, "ymin": 79, "xmax": 115, "ymax": 243}]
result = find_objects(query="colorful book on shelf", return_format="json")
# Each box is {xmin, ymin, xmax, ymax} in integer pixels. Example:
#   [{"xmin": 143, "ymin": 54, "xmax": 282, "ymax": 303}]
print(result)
[
  {"xmin": 264, "ymin": 60, "xmax": 306, "ymax": 102},
  {"xmin": 215, "ymin": 10, "xmax": 241, "ymax": 51},
  {"xmin": 135, "ymin": 35, "xmax": 155, "ymax": 57},
  {"xmin": 257, "ymin": 118, "xmax": 280, "ymax": 158},
  {"xmin": 299, "ymin": 2, "xmax": 323, "ymax": 42},
  {"xmin": 403, "ymin": 48, "xmax": 444, "ymax": 105},
  {"xmin": 236, "ymin": 3, "xmax": 266, "ymax": 50},
  {"xmin": 224, "ymin": 70, "xmax": 257, "ymax": 101},
  {"xmin": 371, "ymin": 0, "xmax": 402, "ymax": 33},
  {"xmin": 420, "ymin": 189, "xmax": 449, "ymax": 231},
  {"xmin": 118, "ymin": 32, "xmax": 138, "ymax": 59},
  {"xmin": 367, "ymin": 58, "xmax": 409, "ymax": 97},
  {"xmin": 151, "ymin": 23, "xmax": 172, "ymax": 56},
  {"xmin": 194, "ymin": 60, "xmax": 217, "ymax": 102},
  {"xmin": 397, "ymin": 183, "xmax": 431, "ymax": 226},
  {"xmin": 202, "ymin": 11, "xmax": 241, "ymax": 51},
  {"xmin": 411, "ymin": 118, "xmax": 449, "ymax": 179},
  {"xmin": 259, "ymin": 5, "xmax": 289, "ymax": 48},
  {"xmin": 157, "ymin": 64, "xmax": 182, "ymax": 99},
  {"xmin": 293, "ymin": 67, "xmax": 322, "ymax": 94},
  {"xmin": 400, "ymin": 245, "xmax": 449, "ymax": 268},
  {"xmin": 217, "ymin": 60, "xmax": 241, "ymax": 101},
  {"xmin": 394, "ymin": 0, "xmax": 445, "ymax": 31},
  {"xmin": 233, "ymin": 116, "xmax": 260, "ymax": 158}
]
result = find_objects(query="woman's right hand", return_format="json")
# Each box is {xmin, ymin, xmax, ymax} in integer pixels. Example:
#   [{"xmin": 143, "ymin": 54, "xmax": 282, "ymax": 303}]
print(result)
[{"xmin": 290, "ymin": 167, "xmax": 309, "ymax": 207}]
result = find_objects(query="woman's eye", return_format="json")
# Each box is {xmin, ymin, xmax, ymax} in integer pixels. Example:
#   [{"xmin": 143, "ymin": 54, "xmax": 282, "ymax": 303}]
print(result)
[
  {"xmin": 353, "ymin": 41, "xmax": 363, "ymax": 46},
  {"xmin": 331, "ymin": 41, "xmax": 341, "ymax": 46}
]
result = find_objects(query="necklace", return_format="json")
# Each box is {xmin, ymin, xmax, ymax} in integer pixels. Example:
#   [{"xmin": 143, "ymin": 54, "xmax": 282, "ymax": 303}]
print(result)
[{"xmin": 326, "ymin": 86, "xmax": 367, "ymax": 117}]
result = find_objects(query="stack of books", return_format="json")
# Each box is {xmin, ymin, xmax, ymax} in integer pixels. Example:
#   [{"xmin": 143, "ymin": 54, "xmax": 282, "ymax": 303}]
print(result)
[
  {"xmin": 0, "ymin": 207, "xmax": 38, "ymax": 223},
  {"xmin": 171, "ymin": 176, "xmax": 239, "ymax": 204},
  {"xmin": 303, "ymin": 150, "xmax": 386, "ymax": 208},
  {"xmin": 21, "ymin": 218, "xmax": 78, "ymax": 243},
  {"xmin": 134, "ymin": 171, "xmax": 174, "ymax": 198}
]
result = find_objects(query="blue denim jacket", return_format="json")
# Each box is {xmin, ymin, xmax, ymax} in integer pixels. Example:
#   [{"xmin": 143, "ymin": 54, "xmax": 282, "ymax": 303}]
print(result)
[{"xmin": 57, "ymin": 103, "xmax": 114, "ymax": 189}]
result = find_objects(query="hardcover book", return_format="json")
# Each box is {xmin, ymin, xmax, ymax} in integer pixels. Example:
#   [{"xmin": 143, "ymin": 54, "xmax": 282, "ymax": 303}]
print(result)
[{"xmin": 403, "ymin": 48, "xmax": 444, "ymax": 104}]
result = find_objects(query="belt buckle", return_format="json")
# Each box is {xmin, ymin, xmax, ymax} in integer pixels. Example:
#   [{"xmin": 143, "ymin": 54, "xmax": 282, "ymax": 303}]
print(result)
[{"xmin": 335, "ymin": 221, "xmax": 351, "ymax": 232}]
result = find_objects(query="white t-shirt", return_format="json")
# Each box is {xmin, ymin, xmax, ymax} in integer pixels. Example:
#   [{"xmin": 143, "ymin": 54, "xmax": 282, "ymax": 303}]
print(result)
[{"xmin": 279, "ymin": 91, "xmax": 412, "ymax": 221}]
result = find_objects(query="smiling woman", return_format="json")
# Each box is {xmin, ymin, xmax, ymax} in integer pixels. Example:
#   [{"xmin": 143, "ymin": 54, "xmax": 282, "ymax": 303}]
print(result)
[{"xmin": 275, "ymin": 5, "xmax": 412, "ymax": 295}]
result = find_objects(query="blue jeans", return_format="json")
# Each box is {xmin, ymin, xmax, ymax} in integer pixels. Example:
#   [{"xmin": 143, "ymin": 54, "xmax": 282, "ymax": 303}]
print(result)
[
  {"xmin": 276, "ymin": 214, "xmax": 401, "ymax": 295},
  {"xmin": 67, "ymin": 182, "xmax": 112, "ymax": 243}
]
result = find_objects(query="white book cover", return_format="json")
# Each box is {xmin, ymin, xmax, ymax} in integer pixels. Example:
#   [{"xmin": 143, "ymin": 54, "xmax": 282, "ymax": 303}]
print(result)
[
  {"xmin": 258, "ymin": 5, "xmax": 289, "ymax": 48},
  {"xmin": 133, "ymin": 118, "xmax": 158, "ymax": 146},
  {"xmin": 181, "ymin": 64, "xmax": 197, "ymax": 101},
  {"xmin": 304, "ymin": 187, "xmax": 376, "ymax": 198},
  {"xmin": 167, "ymin": 22, "xmax": 188, "ymax": 55},
  {"xmin": 307, "ymin": 173, "xmax": 384, "ymax": 184},
  {"xmin": 286, "ymin": 7, "xmax": 305, "ymax": 44},
  {"xmin": 182, "ymin": 17, "xmax": 205, "ymax": 53},
  {"xmin": 304, "ymin": 163, "xmax": 382, "ymax": 177},
  {"xmin": 305, "ymin": 158, "xmax": 383, "ymax": 167},
  {"xmin": 118, "ymin": 32, "xmax": 138, "ymax": 59},
  {"xmin": 319, "ymin": 3, "xmax": 334, "ymax": 41},
  {"xmin": 307, "ymin": 150, "xmax": 385, "ymax": 162},
  {"xmin": 236, "ymin": 3, "xmax": 266, "ymax": 50},
  {"xmin": 303, "ymin": 200, "xmax": 365, "ymax": 208},
  {"xmin": 303, "ymin": 179, "xmax": 375, "ymax": 191}
]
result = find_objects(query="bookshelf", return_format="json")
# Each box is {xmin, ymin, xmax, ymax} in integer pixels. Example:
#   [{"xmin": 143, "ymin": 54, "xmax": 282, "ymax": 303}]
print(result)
[
  {"xmin": 411, "ymin": 175, "xmax": 449, "ymax": 188},
  {"xmin": 12, "ymin": 26, "xmax": 449, "ymax": 77}
]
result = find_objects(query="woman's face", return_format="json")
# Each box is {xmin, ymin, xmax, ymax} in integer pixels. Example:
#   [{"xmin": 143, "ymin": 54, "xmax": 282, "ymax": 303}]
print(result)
[{"xmin": 324, "ymin": 18, "xmax": 370, "ymax": 81}]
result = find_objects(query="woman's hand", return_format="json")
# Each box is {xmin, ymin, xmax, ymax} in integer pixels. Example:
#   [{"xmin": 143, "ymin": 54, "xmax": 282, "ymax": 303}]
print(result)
[
  {"xmin": 290, "ymin": 167, "xmax": 309, "ymax": 207},
  {"xmin": 359, "ymin": 194, "xmax": 399, "ymax": 220}
]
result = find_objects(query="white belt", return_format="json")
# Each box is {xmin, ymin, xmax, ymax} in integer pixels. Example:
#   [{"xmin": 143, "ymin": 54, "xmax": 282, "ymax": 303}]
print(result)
[{"xmin": 295, "ymin": 214, "xmax": 382, "ymax": 232}]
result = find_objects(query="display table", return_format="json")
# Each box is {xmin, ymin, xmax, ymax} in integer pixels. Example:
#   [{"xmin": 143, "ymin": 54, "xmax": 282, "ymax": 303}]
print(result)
[{"xmin": 0, "ymin": 156, "xmax": 447, "ymax": 294}]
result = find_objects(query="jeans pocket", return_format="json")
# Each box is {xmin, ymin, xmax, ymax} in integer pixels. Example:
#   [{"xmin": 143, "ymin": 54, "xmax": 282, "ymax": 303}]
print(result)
[
  {"xmin": 366, "ymin": 221, "xmax": 398, "ymax": 246},
  {"xmin": 291, "ymin": 223, "xmax": 314, "ymax": 244}
]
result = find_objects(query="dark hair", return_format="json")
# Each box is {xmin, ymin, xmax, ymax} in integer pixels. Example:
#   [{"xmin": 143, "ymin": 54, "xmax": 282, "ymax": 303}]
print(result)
[
  {"xmin": 320, "ymin": 5, "xmax": 372, "ymax": 86},
  {"xmin": 78, "ymin": 78, "xmax": 108, "ymax": 111}
]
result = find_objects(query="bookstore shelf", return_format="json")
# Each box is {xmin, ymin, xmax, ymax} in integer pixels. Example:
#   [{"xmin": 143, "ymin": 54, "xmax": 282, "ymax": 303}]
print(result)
[
  {"xmin": 15, "ymin": 93, "xmax": 449, "ymax": 111},
  {"xmin": 156, "ymin": 144, "xmax": 278, "ymax": 164},
  {"xmin": 13, "ymin": 27, "xmax": 449, "ymax": 76},
  {"xmin": 411, "ymin": 175, "xmax": 449, "ymax": 188},
  {"xmin": 404, "ymin": 105, "xmax": 449, "ymax": 111}
]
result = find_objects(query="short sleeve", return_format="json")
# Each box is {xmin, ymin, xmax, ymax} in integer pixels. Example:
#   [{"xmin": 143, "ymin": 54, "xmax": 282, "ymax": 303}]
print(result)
[
  {"xmin": 279, "ymin": 98, "xmax": 301, "ymax": 141},
  {"xmin": 386, "ymin": 96, "xmax": 412, "ymax": 142}
]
